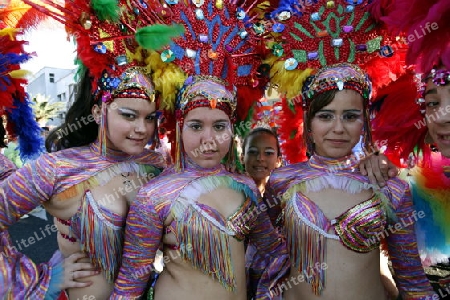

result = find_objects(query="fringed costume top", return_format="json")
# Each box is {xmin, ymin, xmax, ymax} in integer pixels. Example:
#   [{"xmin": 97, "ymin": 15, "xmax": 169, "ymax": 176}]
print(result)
[
  {"xmin": 0, "ymin": 141, "xmax": 165, "ymax": 298},
  {"xmin": 112, "ymin": 160, "xmax": 289, "ymax": 300},
  {"xmin": 0, "ymin": 153, "xmax": 16, "ymax": 183},
  {"xmin": 267, "ymin": 155, "xmax": 435, "ymax": 299}
]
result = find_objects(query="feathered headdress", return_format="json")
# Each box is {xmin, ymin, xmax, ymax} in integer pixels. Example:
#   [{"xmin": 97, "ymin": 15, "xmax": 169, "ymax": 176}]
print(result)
[
  {"xmin": 0, "ymin": 20, "xmax": 43, "ymax": 161},
  {"xmin": 138, "ymin": 0, "xmax": 271, "ymax": 170},
  {"xmin": 263, "ymin": 0, "xmax": 407, "ymax": 163},
  {"xmin": 367, "ymin": 0, "xmax": 450, "ymax": 165},
  {"xmin": 22, "ymin": 0, "xmax": 185, "ymax": 155}
]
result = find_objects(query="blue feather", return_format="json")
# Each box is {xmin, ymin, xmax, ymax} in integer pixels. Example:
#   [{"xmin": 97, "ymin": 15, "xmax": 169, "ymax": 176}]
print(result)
[{"xmin": 6, "ymin": 95, "xmax": 44, "ymax": 162}]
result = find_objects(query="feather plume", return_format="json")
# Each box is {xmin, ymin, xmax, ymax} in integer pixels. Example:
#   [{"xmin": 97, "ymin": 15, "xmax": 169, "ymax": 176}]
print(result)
[
  {"xmin": 91, "ymin": 0, "xmax": 120, "ymax": 22},
  {"xmin": 135, "ymin": 24, "xmax": 185, "ymax": 51},
  {"xmin": 370, "ymin": 72, "xmax": 428, "ymax": 166}
]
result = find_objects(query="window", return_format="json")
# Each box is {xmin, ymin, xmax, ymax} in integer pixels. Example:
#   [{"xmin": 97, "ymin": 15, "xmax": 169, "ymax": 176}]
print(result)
[{"xmin": 49, "ymin": 73, "xmax": 55, "ymax": 83}]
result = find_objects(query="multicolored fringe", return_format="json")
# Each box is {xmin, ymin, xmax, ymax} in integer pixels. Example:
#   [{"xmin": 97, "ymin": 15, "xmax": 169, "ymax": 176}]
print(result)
[
  {"xmin": 410, "ymin": 156, "xmax": 450, "ymax": 266},
  {"xmin": 171, "ymin": 175, "xmax": 257, "ymax": 291},
  {"xmin": 53, "ymin": 162, "xmax": 159, "ymax": 201},
  {"xmin": 79, "ymin": 191, "xmax": 123, "ymax": 283}
]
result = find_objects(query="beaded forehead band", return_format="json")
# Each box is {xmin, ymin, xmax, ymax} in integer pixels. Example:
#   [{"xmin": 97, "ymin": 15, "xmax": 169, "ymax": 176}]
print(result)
[
  {"xmin": 303, "ymin": 63, "xmax": 372, "ymax": 106},
  {"xmin": 176, "ymin": 75, "xmax": 236, "ymax": 120}
]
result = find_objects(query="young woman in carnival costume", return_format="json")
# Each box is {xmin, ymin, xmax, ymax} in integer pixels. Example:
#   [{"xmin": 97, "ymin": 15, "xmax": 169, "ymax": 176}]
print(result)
[
  {"xmin": 368, "ymin": 0, "xmax": 450, "ymax": 294},
  {"xmin": 257, "ymin": 0, "xmax": 436, "ymax": 299},
  {"xmin": 111, "ymin": 1, "xmax": 289, "ymax": 299},
  {"xmin": 0, "ymin": 0, "xmax": 185, "ymax": 297}
]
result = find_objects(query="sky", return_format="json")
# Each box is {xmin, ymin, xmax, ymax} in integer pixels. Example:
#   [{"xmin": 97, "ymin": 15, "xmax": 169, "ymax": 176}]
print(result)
[{"xmin": 21, "ymin": 19, "xmax": 77, "ymax": 74}]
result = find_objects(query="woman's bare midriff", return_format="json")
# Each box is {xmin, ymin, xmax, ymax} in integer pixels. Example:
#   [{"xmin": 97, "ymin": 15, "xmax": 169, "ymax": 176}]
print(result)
[
  {"xmin": 284, "ymin": 188, "xmax": 387, "ymax": 300},
  {"xmin": 155, "ymin": 241, "xmax": 247, "ymax": 300},
  {"xmin": 154, "ymin": 187, "xmax": 248, "ymax": 300},
  {"xmin": 43, "ymin": 174, "xmax": 144, "ymax": 300}
]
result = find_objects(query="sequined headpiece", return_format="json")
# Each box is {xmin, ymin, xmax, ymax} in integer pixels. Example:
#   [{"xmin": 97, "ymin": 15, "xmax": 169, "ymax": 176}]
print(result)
[
  {"xmin": 177, "ymin": 75, "xmax": 236, "ymax": 120},
  {"xmin": 304, "ymin": 63, "xmax": 372, "ymax": 106},
  {"xmin": 270, "ymin": 0, "xmax": 404, "ymax": 164},
  {"xmin": 23, "ymin": 0, "xmax": 184, "ymax": 104}
]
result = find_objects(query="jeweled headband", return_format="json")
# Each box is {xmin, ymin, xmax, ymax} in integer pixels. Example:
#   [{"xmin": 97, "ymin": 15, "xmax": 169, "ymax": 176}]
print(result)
[
  {"xmin": 176, "ymin": 75, "xmax": 236, "ymax": 119},
  {"xmin": 304, "ymin": 63, "xmax": 372, "ymax": 106},
  {"xmin": 99, "ymin": 67, "xmax": 156, "ymax": 103}
]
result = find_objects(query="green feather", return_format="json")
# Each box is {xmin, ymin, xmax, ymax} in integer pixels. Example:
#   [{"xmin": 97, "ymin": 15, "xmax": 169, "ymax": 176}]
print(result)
[
  {"xmin": 91, "ymin": 0, "xmax": 120, "ymax": 22},
  {"xmin": 135, "ymin": 24, "xmax": 185, "ymax": 50}
]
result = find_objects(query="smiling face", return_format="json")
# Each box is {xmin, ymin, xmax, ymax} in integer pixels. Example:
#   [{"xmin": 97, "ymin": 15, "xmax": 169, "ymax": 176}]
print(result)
[
  {"xmin": 182, "ymin": 106, "xmax": 233, "ymax": 168},
  {"xmin": 424, "ymin": 78, "xmax": 450, "ymax": 157},
  {"xmin": 310, "ymin": 89, "xmax": 364, "ymax": 158},
  {"xmin": 243, "ymin": 132, "xmax": 281, "ymax": 185},
  {"xmin": 93, "ymin": 97, "xmax": 157, "ymax": 155}
]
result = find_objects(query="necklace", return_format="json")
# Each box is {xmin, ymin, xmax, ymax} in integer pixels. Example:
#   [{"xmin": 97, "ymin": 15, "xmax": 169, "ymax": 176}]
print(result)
[{"xmin": 121, "ymin": 172, "xmax": 132, "ymax": 189}]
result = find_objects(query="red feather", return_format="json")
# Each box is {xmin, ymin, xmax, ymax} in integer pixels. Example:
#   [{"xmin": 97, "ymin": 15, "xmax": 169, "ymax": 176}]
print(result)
[
  {"xmin": 371, "ymin": 72, "xmax": 429, "ymax": 166},
  {"xmin": 277, "ymin": 96, "xmax": 307, "ymax": 164}
]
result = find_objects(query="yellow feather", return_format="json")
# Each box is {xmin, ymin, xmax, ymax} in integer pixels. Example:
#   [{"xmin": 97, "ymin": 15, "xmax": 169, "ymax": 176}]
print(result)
[
  {"xmin": 9, "ymin": 69, "xmax": 31, "ymax": 79},
  {"xmin": 0, "ymin": 28, "xmax": 20, "ymax": 40},
  {"xmin": 264, "ymin": 55, "xmax": 314, "ymax": 99},
  {"xmin": 145, "ymin": 51, "xmax": 187, "ymax": 112}
]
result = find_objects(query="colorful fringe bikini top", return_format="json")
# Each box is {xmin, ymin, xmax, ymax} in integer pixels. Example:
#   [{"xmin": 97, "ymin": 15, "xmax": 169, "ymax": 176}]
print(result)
[
  {"xmin": 148, "ymin": 162, "xmax": 260, "ymax": 291},
  {"xmin": 269, "ymin": 155, "xmax": 394, "ymax": 295},
  {"xmin": 51, "ymin": 143, "xmax": 164, "ymax": 283}
]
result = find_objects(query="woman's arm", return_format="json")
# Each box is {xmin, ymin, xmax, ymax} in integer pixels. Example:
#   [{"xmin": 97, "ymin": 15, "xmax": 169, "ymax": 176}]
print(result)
[
  {"xmin": 111, "ymin": 190, "xmax": 164, "ymax": 299},
  {"xmin": 0, "ymin": 155, "xmax": 56, "ymax": 230},
  {"xmin": 385, "ymin": 179, "xmax": 436, "ymax": 299}
]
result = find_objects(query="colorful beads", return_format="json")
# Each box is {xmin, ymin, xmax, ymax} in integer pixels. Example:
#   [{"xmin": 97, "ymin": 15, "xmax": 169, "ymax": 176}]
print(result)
[
  {"xmin": 215, "ymin": 0, "xmax": 223, "ymax": 9},
  {"xmin": 342, "ymin": 25, "xmax": 353, "ymax": 33},
  {"xmin": 355, "ymin": 44, "xmax": 367, "ymax": 51},
  {"xmin": 186, "ymin": 49, "xmax": 197, "ymax": 58},
  {"xmin": 272, "ymin": 44, "xmax": 284, "ymax": 57},
  {"xmin": 208, "ymin": 49, "xmax": 219, "ymax": 60},
  {"xmin": 308, "ymin": 52, "xmax": 319, "ymax": 60},
  {"xmin": 346, "ymin": 5, "xmax": 354, "ymax": 12},
  {"xmin": 331, "ymin": 38, "xmax": 343, "ymax": 47},
  {"xmin": 379, "ymin": 45, "xmax": 394, "ymax": 57},
  {"xmin": 238, "ymin": 29, "xmax": 248, "ymax": 39},
  {"xmin": 277, "ymin": 11, "xmax": 291, "ymax": 21},
  {"xmin": 317, "ymin": 30, "xmax": 328, "ymax": 37},
  {"xmin": 253, "ymin": 23, "xmax": 265, "ymax": 35},
  {"xmin": 192, "ymin": 0, "xmax": 204, "ymax": 7},
  {"xmin": 326, "ymin": 1, "xmax": 335, "ymax": 8},
  {"xmin": 311, "ymin": 12, "xmax": 321, "ymax": 21},
  {"xmin": 195, "ymin": 8, "xmax": 204, "ymax": 20},
  {"xmin": 224, "ymin": 45, "xmax": 233, "ymax": 53},
  {"xmin": 198, "ymin": 34, "xmax": 208, "ymax": 43}
]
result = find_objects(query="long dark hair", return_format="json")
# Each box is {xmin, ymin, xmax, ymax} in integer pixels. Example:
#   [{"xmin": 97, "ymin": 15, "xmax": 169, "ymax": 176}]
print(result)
[
  {"xmin": 45, "ymin": 70, "xmax": 99, "ymax": 151},
  {"xmin": 0, "ymin": 119, "xmax": 7, "ymax": 148},
  {"xmin": 242, "ymin": 127, "xmax": 281, "ymax": 157}
]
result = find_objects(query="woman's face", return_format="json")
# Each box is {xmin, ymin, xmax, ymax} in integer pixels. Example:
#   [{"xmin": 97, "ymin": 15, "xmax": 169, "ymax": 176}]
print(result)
[
  {"xmin": 94, "ymin": 97, "xmax": 157, "ymax": 155},
  {"xmin": 243, "ymin": 133, "xmax": 281, "ymax": 183},
  {"xmin": 310, "ymin": 89, "xmax": 364, "ymax": 158},
  {"xmin": 424, "ymin": 79, "xmax": 450, "ymax": 157},
  {"xmin": 182, "ymin": 106, "xmax": 232, "ymax": 168}
]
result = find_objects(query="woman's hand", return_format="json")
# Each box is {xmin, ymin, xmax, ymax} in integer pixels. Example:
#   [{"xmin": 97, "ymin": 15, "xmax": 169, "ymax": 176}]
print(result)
[
  {"xmin": 61, "ymin": 252, "xmax": 100, "ymax": 289},
  {"xmin": 359, "ymin": 153, "xmax": 399, "ymax": 187}
]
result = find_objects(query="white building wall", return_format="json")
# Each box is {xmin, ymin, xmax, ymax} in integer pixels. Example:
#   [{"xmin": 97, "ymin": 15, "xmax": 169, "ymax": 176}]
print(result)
[{"xmin": 26, "ymin": 67, "xmax": 77, "ymax": 127}]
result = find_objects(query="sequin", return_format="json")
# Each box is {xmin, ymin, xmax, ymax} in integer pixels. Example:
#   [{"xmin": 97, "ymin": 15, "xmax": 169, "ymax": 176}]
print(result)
[
  {"xmin": 284, "ymin": 58, "xmax": 298, "ymax": 70},
  {"xmin": 238, "ymin": 29, "xmax": 248, "ymax": 39},
  {"xmin": 192, "ymin": 0, "xmax": 204, "ymax": 7},
  {"xmin": 331, "ymin": 38, "xmax": 343, "ymax": 47},
  {"xmin": 308, "ymin": 52, "xmax": 319, "ymax": 60},
  {"xmin": 346, "ymin": 0, "xmax": 363, "ymax": 4},
  {"xmin": 272, "ymin": 44, "xmax": 284, "ymax": 57},
  {"xmin": 379, "ymin": 45, "xmax": 394, "ymax": 57},
  {"xmin": 317, "ymin": 30, "xmax": 328, "ymax": 37},
  {"xmin": 342, "ymin": 25, "xmax": 353, "ymax": 33},
  {"xmin": 199, "ymin": 34, "xmax": 208, "ymax": 43},
  {"xmin": 311, "ymin": 12, "xmax": 320, "ymax": 21},
  {"xmin": 355, "ymin": 44, "xmax": 367, "ymax": 51},
  {"xmin": 161, "ymin": 49, "xmax": 175, "ymax": 62},
  {"xmin": 165, "ymin": 0, "xmax": 178, "ymax": 4},
  {"xmin": 208, "ymin": 49, "xmax": 219, "ymax": 60},
  {"xmin": 195, "ymin": 8, "xmax": 204, "ymax": 20},
  {"xmin": 253, "ymin": 23, "xmax": 265, "ymax": 35},
  {"xmin": 346, "ymin": 5, "xmax": 354, "ymax": 12},
  {"xmin": 272, "ymin": 23, "xmax": 285, "ymax": 33},
  {"xmin": 277, "ymin": 11, "xmax": 291, "ymax": 21},
  {"xmin": 225, "ymin": 45, "xmax": 233, "ymax": 53},
  {"xmin": 326, "ymin": 1, "xmax": 335, "ymax": 8},
  {"xmin": 133, "ymin": 7, "xmax": 140, "ymax": 15},
  {"xmin": 236, "ymin": 8, "xmax": 246, "ymax": 20},
  {"xmin": 94, "ymin": 43, "xmax": 107, "ymax": 54},
  {"xmin": 115, "ymin": 55, "xmax": 128, "ymax": 66},
  {"xmin": 186, "ymin": 49, "xmax": 197, "ymax": 58},
  {"xmin": 215, "ymin": 0, "xmax": 223, "ymax": 9}
]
